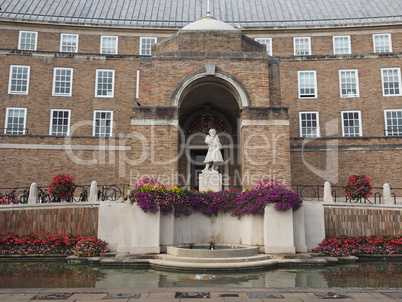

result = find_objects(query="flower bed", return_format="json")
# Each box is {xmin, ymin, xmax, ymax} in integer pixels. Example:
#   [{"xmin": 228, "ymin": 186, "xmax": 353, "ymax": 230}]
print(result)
[
  {"xmin": 128, "ymin": 178, "xmax": 303, "ymax": 218},
  {"xmin": 313, "ymin": 236, "xmax": 402, "ymax": 257},
  {"xmin": 0, "ymin": 233, "xmax": 108, "ymax": 257}
]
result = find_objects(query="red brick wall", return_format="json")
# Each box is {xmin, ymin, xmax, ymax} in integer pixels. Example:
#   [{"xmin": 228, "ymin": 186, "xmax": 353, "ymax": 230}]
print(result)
[
  {"xmin": 0, "ymin": 27, "xmax": 171, "ymax": 55},
  {"xmin": 280, "ymin": 57, "xmax": 402, "ymax": 138},
  {"xmin": 324, "ymin": 205, "xmax": 402, "ymax": 237},
  {"xmin": 290, "ymin": 137, "xmax": 402, "ymax": 188},
  {"xmin": 0, "ymin": 53, "xmax": 137, "ymax": 136},
  {"xmin": 0, "ymin": 205, "xmax": 99, "ymax": 237},
  {"xmin": 1, "ymin": 20, "xmax": 402, "ymax": 192},
  {"xmin": 0, "ymin": 136, "xmax": 131, "ymax": 188}
]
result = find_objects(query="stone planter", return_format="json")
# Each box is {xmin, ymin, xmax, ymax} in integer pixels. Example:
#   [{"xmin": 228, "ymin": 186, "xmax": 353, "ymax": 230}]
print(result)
[{"xmin": 264, "ymin": 203, "xmax": 295, "ymax": 253}]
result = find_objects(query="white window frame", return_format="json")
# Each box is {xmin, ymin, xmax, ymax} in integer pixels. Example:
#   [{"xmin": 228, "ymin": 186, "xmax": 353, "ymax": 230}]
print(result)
[
  {"xmin": 93, "ymin": 110, "xmax": 113, "ymax": 137},
  {"xmin": 381, "ymin": 68, "xmax": 402, "ymax": 96},
  {"xmin": 298, "ymin": 71, "xmax": 317, "ymax": 98},
  {"xmin": 294, "ymin": 37, "xmax": 311, "ymax": 55},
  {"xmin": 384, "ymin": 109, "xmax": 402, "ymax": 136},
  {"xmin": 60, "ymin": 33, "xmax": 79, "ymax": 53},
  {"xmin": 4, "ymin": 107, "xmax": 27, "ymax": 135},
  {"xmin": 100, "ymin": 35, "xmax": 118, "ymax": 54},
  {"xmin": 95, "ymin": 69, "xmax": 115, "ymax": 98},
  {"xmin": 299, "ymin": 111, "xmax": 320, "ymax": 138},
  {"xmin": 339, "ymin": 69, "xmax": 360, "ymax": 98},
  {"xmin": 341, "ymin": 111, "xmax": 362, "ymax": 137},
  {"xmin": 52, "ymin": 68, "xmax": 73, "ymax": 96},
  {"xmin": 140, "ymin": 37, "xmax": 157, "ymax": 56},
  {"xmin": 333, "ymin": 35, "xmax": 351, "ymax": 54},
  {"xmin": 8, "ymin": 65, "xmax": 30, "ymax": 95},
  {"xmin": 49, "ymin": 109, "xmax": 71, "ymax": 136},
  {"xmin": 18, "ymin": 31, "xmax": 38, "ymax": 51},
  {"xmin": 255, "ymin": 38, "xmax": 272, "ymax": 56},
  {"xmin": 373, "ymin": 33, "xmax": 392, "ymax": 53}
]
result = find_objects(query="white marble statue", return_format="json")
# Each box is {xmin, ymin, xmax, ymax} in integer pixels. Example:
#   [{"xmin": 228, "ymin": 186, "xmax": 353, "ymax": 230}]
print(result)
[{"xmin": 203, "ymin": 128, "xmax": 224, "ymax": 172}]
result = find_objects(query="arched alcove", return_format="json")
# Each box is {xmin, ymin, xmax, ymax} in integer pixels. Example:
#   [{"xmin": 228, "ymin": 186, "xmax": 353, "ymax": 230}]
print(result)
[{"xmin": 175, "ymin": 72, "xmax": 244, "ymax": 190}]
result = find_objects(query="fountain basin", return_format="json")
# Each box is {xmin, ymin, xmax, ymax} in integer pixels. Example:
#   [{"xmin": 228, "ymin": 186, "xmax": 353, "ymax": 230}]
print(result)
[{"xmin": 167, "ymin": 244, "xmax": 259, "ymax": 258}]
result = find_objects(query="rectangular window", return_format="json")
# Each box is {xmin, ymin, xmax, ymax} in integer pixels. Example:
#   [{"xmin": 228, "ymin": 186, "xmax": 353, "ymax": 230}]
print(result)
[
  {"xmin": 294, "ymin": 37, "xmax": 311, "ymax": 55},
  {"xmin": 384, "ymin": 110, "xmax": 402, "ymax": 136},
  {"xmin": 50, "ymin": 109, "xmax": 71, "ymax": 136},
  {"xmin": 333, "ymin": 35, "xmax": 351, "ymax": 54},
  {"xmin": 298, "ymin": 71, "xmax": 317, "ymax": 98},
  {"xmin": 101, "ymin": 36, "xmax": 118, "ymax": 54},
  {"xmin": 339, "ymin": 69, "xmax": 359, "ymax": 97},
  {"xmin": 299, "ymin": 112, "xmax": 319, "ymax": 137},
  {"xmin": 140, "ymin": 37, "xmax": 157, "ymax": 55},
  {"xmin": 5, "ymin": 108, "xmax": 27, "ymax": 135},
  {"xmin": 18, "ymin": 31, "xmax": 37, "ymax": 51},
  {"xmin": 342, "ymin": 111, "xmax": 362, "ymax": 137},
  {"xmin": 60, "ymin": 33, "xmax": 79, "ymax": 53},
  {"xmin": 93, "ymin": 110, "xmax": 113, "ymax": 137},
  {"xmin": 381, "ymin": 68, "xmax": 401, "ymax": 96},
  {"xmin": 95, "ymin": 69, "xmax": 115, "ymax": 97},
  {"xmin": 8, "ymin": 65, "xmax": 30, "ymax": 94},
  {"xmin": 52, "ymin": 68, "xmax": 73, "ymax": 96},
  {"xmin": 373, "ymin": 34, "xmax": 392, "ymax": 53},
  {"xmin": 255, "ymin": 38, "xmax": 272, "ymax": 56}
]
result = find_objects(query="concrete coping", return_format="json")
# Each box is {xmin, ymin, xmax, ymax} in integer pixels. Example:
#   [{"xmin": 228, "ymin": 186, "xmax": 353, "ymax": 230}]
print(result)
[
  {"xmin": 323, "ymin": 202, "xmax": 402, "ymax": 209},
  {"xmin": 0, "ymin": 202, "xmax": 102, "ymax": 210},
  {"xmin": 167, "ymin": 244, "xmax": 259, "ymax": 258}
]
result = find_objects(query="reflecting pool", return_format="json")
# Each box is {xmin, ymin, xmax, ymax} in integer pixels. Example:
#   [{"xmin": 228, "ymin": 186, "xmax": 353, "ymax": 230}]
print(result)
[{"xmin": 0, "ymin": 261, "xmax": 400, "ymax": 288}]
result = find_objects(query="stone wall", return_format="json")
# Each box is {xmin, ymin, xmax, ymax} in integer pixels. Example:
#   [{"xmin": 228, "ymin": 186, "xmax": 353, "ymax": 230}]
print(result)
[
  {"xmin": 0, "ymin": 202, "xmax": 400, "ymax": 245},
  {"xmin": 0, "ymin": 204, "xmax": 99, "ymax": 237},
  {"xmin": 324, "ymin": 204, "xmax": 402, "ymax": 237}
]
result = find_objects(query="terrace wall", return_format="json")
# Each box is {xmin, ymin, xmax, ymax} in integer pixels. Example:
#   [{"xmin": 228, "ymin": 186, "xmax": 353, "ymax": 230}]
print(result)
[
  {"xmin": 0, "ymin": 202, "xmax": 400, "ymax": 243},
  {"xmin": 0, "ymin": 203, "xmax": 99, "ymax": 237},
  {"xmin": 323, "ymin": 204, "xmax": 402, "ymax": 237}
]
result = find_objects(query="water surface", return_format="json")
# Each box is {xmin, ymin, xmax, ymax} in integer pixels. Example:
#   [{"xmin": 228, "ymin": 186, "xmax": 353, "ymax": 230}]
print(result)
[{"xmin": 0, "ymin": 261, "xmax": 400, "ymax": 289}]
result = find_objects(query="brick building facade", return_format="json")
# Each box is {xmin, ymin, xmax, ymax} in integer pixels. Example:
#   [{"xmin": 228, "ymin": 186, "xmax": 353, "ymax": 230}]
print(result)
[{"xmin": 0, "ymin": 0, "xmax": 401, "ymax": 191}]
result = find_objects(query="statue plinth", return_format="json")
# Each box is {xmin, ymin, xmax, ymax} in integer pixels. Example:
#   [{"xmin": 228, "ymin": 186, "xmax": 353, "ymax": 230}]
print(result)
[{"xmin": 199, "ymin": 171, "xmax": 222, "ymax": 192}]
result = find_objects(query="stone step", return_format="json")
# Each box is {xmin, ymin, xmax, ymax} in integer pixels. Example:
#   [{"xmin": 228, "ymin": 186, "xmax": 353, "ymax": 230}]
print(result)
[
  {"xmin": 156, "ymin": 253, "xmax": 272, "ymax": 263},
  {"xmin": 150, "ymin": 257, "xmax": 329, "ymax": 271},
  {"xmin": 149, "ymin": 258, "xmax": 280, "ymax": 270}
]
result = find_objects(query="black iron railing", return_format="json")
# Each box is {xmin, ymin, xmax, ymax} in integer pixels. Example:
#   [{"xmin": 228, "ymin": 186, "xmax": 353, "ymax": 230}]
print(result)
[
  {"xmin": 0, "ymin": 183, "xmax": 131, "ymax": 204},
  {"xmin": 0, "ymin": 187, "xmax": 30, "ymax": 205},
  {"xmin": 292, "ymin": 184, "xmax": 400, "ymax": 205}
]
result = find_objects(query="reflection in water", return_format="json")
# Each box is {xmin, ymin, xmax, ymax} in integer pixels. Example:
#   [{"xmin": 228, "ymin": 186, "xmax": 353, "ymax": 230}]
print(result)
[
  {"xmin": 0, "ymin": 261, "xmax": 400, "ymax": 288},
  {"xmin": 320, "ymin": 262, "xmax": 402, "ymax": 288},
  {"xmin": 0, "ymin": 262, "xmax": 105, "ymax": 288}
]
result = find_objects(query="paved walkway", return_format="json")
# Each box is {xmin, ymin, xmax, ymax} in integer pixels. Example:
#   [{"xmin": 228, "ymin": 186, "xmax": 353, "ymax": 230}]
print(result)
[{"xmin": 0, "ymin": 288, "xmax": 401, "ymax": 301}]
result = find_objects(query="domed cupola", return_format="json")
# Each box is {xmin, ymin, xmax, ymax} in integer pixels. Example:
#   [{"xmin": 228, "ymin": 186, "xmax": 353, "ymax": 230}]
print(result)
[
  {"xmin": 155, "ymin": 15, "xmax": 264, "ymax": 54},
  {"xmin": 180, "ymin": 15, "xmax": 237, "ymax": 32}
]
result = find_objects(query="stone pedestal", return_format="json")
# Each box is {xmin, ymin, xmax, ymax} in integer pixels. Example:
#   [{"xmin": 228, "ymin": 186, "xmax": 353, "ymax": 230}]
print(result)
[
  {"xmin": 130, "ymin": 204, "xmax": 161, "ymax": 254},
  {"xmin": 264, "ymin": 204, "xmax": 295, "ymax": 254},
  {"xmin": 28, "ymin": 183, "xmax": 38, "ymax": 204},
  {"xmin": 293, "ymin": 206, "xmax": 307, "ymax": 253},
  {"xmin": 199, "ymin": 171, "xmax": 222, "ymax": 192}
]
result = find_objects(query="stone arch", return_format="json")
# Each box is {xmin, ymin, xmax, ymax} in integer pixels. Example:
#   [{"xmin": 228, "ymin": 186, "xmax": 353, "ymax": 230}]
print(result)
[
  {"xmin": 174, "ymin": 69, "xmax": 244, "ymax": 191},
  {"xmin": 172, "ymin": 70, "xmax": 250, "ymax": 108}
]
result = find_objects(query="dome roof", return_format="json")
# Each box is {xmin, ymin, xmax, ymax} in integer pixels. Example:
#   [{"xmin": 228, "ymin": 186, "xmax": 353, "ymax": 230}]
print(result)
[{"xmin": 180, "ymin": 16, "xmax": 237, "ymax": 31}]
